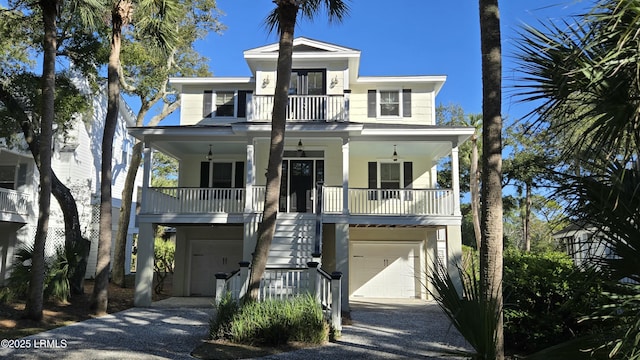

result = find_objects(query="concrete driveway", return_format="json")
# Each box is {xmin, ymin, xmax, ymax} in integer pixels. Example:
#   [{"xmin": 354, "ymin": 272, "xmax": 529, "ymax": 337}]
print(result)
[{"xmin": 0, "ymin": 298, "xmax": 469, "ymax": 360}]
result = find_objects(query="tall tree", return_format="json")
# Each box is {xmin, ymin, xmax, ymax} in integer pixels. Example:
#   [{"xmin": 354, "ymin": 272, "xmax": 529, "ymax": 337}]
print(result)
[
  {"xmin": 90, "ymin": 0, "xmax": 179, "ymax": 314},
  {"xmin": 247, "ymin": 0, "xmax": 349, "ymax": 301},
  {"xmin": 111, "ymin": 0, "xmax": 222, "ymax": 287},
  {"xmin": 24, "ymin": 0, "xmax": 58, "ymax": 322},
  {"xmin": 437, "ymin": 104, "xmax": 483, "ymax": 249},
  {"xmin": 479, "ymin": 0, "xmax": 504, "ymax": 359}
]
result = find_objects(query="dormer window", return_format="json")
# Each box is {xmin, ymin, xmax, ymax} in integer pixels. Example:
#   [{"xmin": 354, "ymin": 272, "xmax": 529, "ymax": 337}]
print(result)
[
  {"xmin": 215, "ymin": 91, "xmax": 235, "ymax": 117},
  {"xmin": 379, "ymin": 91, "xmax": 400, "ymax": 116},
  {"xmin": 368, "ymin": 89, "xmax": 412, "ymax": 118}
]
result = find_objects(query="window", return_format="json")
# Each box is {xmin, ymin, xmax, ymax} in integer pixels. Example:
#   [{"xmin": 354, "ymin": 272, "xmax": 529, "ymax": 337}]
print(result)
[
  {"xmin": 0, "ymin": 166, "xmax": 15, "ymax": 190},
  {"xmin": 215, "ymin": 91, "xmax": 235, "ymax": 117},
  {"xmin": 379, "ymin": 91, "xmax": 400, "ymax": 116},
  {"xmin": 367, "ymin": 161, "xmax": 413, "ymax": 200},
  {"xmin": 368, "ymin": 89, "xmax": 412, "ymax": 118}
]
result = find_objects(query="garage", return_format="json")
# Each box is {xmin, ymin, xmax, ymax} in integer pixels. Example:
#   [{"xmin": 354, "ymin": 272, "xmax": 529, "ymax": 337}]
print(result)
[
  {"xmin": 349, "ymin": 241, "xmax": 421, "ymax": 298},
  {"xmin": 189, "ymin": 239, "xmax": 243, "ymax": 296}
]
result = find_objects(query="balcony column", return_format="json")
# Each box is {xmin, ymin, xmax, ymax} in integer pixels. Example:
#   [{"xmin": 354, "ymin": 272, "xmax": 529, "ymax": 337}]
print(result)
[
  {"xmin": 141, "ymin": 144, "xmax": 152, "ymax": 205},
  {"xmin": 342, "ymin": 138, "xmax": 349, "ymax": 215},
  {"xmin": 451, "ymin": 144, "xmax": 461, "ymax": 216},
  {"xmin": 343, "ymin": 89, "xmax": 351, "ymax": 122},
  {"xmin": 134, "ymin": 222, "xmax": 154, "ymax": 306},
  {"xmin": 244, "ymin": 140, "xmax": 255, "ymax": 212}
]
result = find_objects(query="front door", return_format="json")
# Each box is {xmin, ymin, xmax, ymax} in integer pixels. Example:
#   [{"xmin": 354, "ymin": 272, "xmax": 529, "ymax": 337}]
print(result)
[
  {"xmin": 290, "ymin": 160, "xmax": 314, "ymax": 212},
  {"xmin": 279, "ymin": 158, "xmax": 323, "ymax": 213}
]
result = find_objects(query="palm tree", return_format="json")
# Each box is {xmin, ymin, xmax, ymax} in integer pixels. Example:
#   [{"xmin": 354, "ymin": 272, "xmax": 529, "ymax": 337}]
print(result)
[
  {"xmin": 479, "ymin": 0, "xmax": 504, "ymax": 359},
  {"xmin": 247, "ymin": 0, "xmax": 349, "ymax": 301},
  {"xmin": 90, "ymin": 0, "xmax": 178, "ymax": 314}
]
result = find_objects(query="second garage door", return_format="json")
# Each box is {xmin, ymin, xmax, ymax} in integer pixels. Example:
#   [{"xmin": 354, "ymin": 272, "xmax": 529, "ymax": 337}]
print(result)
[
  {"xmin": 350, "ymin": 241, "xmax": 421, "ymax": 298},
  {"xmin": 190, "ymin": 240, "xmax": 243, "ymax": 296}
]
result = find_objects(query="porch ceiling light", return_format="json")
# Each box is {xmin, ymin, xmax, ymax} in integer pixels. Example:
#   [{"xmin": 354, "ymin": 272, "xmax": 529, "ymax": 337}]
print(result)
[
  {"xmin": 206, "ymin": 144, "xmax": 213, "ymax": 161},
  {"xmin": 393, "ymin": 144, "xmax": 398, "ymax": 162},
  {"xmin": 297, "ymin": 139, "xmax": 305, "ymax": 157}
]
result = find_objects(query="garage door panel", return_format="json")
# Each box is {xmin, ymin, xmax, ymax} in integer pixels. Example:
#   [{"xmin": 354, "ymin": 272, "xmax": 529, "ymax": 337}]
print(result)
[
  {"xmin": 190, "ymin": 240, "xmax": 242, "ymax": 296},
  {"xmin": 350, "ymin": 242, "xmax": 420, "ymax": 298}
]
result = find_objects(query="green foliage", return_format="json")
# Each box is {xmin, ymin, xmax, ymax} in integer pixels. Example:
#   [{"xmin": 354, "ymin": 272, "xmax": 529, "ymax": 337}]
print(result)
[
  {"xmin": 210, "ymin": 294, "xmax": 329, "ymax": 346},
  {"xmin": 503, "ymin": 250, "xmax": 605, "ymax": 354},
  {"xmin": 427, "ymin": 258, "xmax": 500, "ymax": 360},
  {"xmin": 153, "ymin": 237, "xmax": 175, "ymax": 294},
  {"xmin": 150, "ymin": 152, "xmax": 178, "ymax": 188},
  {"xmin": 0, "ymin": 245, "xmax": 71, "ymax": 304}
]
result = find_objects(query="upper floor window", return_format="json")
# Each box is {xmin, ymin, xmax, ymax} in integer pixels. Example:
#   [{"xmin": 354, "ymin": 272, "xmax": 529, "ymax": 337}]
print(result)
[
  {"xmin": 203, "ymin": 90, "xmax": 252, "ymax": 119},
  {"xmin": 368, "ymin": 89, "xmax": 412, "ymax": 118},
  {"xmin": 215, "ymin": 91, "xmax": 235, "ymax": 117},
  {"xmin": 0, "ymin": 166, "xmax": 15, "ymax": 190}
]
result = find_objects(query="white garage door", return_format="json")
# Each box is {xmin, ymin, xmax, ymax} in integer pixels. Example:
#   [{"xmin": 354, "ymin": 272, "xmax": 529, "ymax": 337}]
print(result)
[
  {"xmin": 350, "ymin": 242, "xmax": 421, "ymax": 298},
  {"xmin": 190, "ymin": 240, "xmax": 242, "ymax": 296}
]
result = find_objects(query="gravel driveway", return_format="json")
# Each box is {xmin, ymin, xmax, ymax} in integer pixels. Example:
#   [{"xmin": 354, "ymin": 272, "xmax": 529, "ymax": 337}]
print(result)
[{"xmin": 0, "ymin": 298, "xmax": 470, "ymax": 360}]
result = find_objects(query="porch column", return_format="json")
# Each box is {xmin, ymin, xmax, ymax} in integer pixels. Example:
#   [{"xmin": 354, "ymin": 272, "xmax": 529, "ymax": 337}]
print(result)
[
  {"xmin": 134, "ymin": 222, "xmax": 154, "ymax": 306},
  {"xmin": 446, "ymin": 225, "xmax": 463, "ymax": 295},
  {"xmin": 342, "ymin": 138, "xmax": 349, "ymax": 215},
  {"xmin": 245, "ymin": 140, "xmax": 255, "ymax": 212},
  {"xmin": 141, "ymin": 144, "xmax": 152, "ymax": 205},
  {"xmin": 335, "ymin": 222, "xmax": 349, "ymax": 311},
  {"xmin": 451, "ymin": 145, "xmax": 461, "ymax": 216}
]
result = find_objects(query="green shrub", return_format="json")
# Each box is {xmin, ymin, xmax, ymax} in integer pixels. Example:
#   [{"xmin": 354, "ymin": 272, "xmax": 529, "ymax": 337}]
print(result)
[
  {"xmin": 0, "ymin": 245, "xmax": 71, "ymax": 304},
  {"xmin": 210, "ymin": 294, "xmax": 329, "ymax": 346},
  {"xmin": 503, "ymin": 250, "xmax": 606, "ymax": 354},
  {"xmin": 153, "ymin": 238, "xmax": 175, "ymax": 294}
]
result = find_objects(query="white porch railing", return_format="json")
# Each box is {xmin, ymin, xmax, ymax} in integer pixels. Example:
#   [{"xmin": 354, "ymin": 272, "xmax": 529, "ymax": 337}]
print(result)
[
  {"xmin": 323, "ymin": 187, "xmax": 455, "ymax": 216},
  {"xmin": 141, "ymin": 186, "xmax": 454, "ymax": 217},
  {"xmin": 0, "ymin": 188, "xmax": 30, "ymax": 216},
  {"xmin": 143, "ymin": 187, "xmax": 245, "ymax": 214},
  {"xmin": 250, "ymin": 95, "xmax": 346, "ymax": 122},
  {"xmin": 215, "ymin": 262, "xmax": 342, "ymax": 331}
]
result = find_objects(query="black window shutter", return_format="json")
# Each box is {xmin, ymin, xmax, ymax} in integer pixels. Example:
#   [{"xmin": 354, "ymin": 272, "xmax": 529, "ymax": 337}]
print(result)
[
  {"xmin": 368, "ymin": 162, "xmax": 378, "ymax": 200},
  {"xmin": 367, "ymin": 90, "xmax": 376, "ymax": 118},
  {"xmin": 403, "ymin": 161, "xmax": 413, "ymax": 201},
  {"xmin": 402, "ymin": 89, "xmax": 412, "ymax": 117},
  {"xmin": 234, "ymin": 162, "xmax": 245, "ymax": 188},
  {"xmin": 200, "ymin": 162, "xmax": 210, "ymax": 187},
  {"xmin": 203, "ymin": 90, "xmax": 213, "ymax": 118},
  {"xmin": 237, "ymin": 91, "xmax": 251, "ymax": 118},
  {"xmin": 403, "ymin": 161, "xmax": 413, "ymax": 188}
]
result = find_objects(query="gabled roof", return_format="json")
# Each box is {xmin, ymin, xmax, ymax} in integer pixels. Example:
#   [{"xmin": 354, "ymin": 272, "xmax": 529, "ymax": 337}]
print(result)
[
  {"xmin": 243, "ymin": 37, "xmax": 361, "ymax": 75},
  {"xmin": 244, "ymin": 36, "xmax": 360, "ymax": 55}
]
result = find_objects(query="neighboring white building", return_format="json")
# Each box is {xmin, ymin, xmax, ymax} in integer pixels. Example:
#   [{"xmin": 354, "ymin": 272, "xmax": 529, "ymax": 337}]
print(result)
[
  {"xmin": 129, "ymin": 37, "xmax": 474, "ymax": 308},
  {"xmin": 0, "ymin": 83, "xmax": 142, "ymax": 284},
  {"xmin": 553, "ymin": 224, "xmax": 612, "ymax": 266}
]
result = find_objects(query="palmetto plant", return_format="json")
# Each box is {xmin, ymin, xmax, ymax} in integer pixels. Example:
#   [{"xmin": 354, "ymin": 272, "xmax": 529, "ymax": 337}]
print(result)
[{"xmin": 428, "ymin": 259, "xmax": 501, "ymax": 360}]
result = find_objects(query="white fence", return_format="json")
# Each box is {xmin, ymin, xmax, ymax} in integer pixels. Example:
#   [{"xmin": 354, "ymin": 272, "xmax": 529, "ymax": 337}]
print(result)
[{"xmin": 143, "ymin": 187, "xmax": 244, "ymax": 214}]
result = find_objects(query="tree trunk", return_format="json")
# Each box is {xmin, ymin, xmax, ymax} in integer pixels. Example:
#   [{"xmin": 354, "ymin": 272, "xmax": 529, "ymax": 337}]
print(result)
[
  {"xmin": 111, "ymin": 141, "xmax": 142, "ymax": 287},
  {"xmin": 524, "ymin": 182, "xmax": 531, "ymax": 252},
  {"xmin": 90, "ymin": 7, "xmax": 124, "ymax": 315},
  {"xmin": 25, "ymin": 0, "xmax": 57, "ymax": 321},
  {"xmin": 470, "ymin": 134, "xmax": 481, "ymax": 250},
  {"xmin": 247, "ymin": 2, "xmax": 298, "ymax": 301},
  {"xmin": 479, "ymin": 0, "xmax": 504, "ymax": 359}
]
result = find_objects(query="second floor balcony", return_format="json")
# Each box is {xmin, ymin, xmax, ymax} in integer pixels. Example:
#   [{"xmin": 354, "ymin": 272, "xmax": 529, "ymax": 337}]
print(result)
[
  {"xmin": 248, "ymin": 94, "xmax": 347, "ymax": 122},
  {"xmin": 0, "ymin": 187, "xmax": 30, "ymax": 223},
  {"xmin": 141, "ymin": 186, "xmax": 454, "ymax": 218}
]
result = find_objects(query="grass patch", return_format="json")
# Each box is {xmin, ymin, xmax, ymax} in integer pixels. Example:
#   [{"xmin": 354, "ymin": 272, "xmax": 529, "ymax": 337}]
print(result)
[{"xmin": 210, "ymin": 293, "xmax": 329, "ymax": 347}]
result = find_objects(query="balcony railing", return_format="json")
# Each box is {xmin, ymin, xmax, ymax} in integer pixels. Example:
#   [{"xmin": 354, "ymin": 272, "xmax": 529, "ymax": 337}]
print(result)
[
  {"xmin": 143, "ymin": 187, "xmax": 245, "ymax": 214},
  {"xmin": 0, "ymin": 188, "xmax": 30, "ymax": 216},
  {"xmin": 142, "ymin": 186, "xmax": 454, "ymax": 217},
  {"xmin": 249, "ymin": 95, "xmax": 346, "ymax": 122},
  {"xmin": 323, "ymin": 187, "xmax": 455, "ymax": 216}
]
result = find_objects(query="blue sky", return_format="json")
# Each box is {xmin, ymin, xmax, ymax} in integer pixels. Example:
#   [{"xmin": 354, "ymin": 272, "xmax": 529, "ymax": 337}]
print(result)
[{"xmin": 167, "ymin": 0, "xmax": 590, "ymax": 125}]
